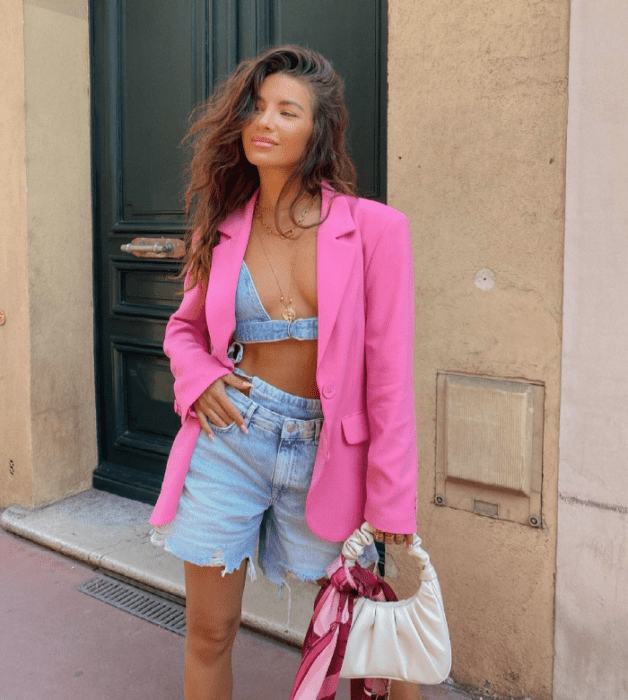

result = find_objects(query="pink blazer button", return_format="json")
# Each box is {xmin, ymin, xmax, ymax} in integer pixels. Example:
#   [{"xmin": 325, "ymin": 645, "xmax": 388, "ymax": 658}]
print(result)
[{"xmin": 322, "ymin": 385, "xmax": 335, "ymax": 398}]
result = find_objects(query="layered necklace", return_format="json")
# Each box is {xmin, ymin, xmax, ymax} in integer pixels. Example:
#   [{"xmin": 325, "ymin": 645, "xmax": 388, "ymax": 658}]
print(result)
[{"xmin": 254, "ymin": 200, "xmax": 312, "ymax": 322}]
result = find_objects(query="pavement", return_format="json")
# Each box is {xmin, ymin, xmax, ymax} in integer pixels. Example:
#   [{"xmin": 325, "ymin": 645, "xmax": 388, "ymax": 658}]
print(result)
[{"xmin": 0, "ymin": 490, "xmax": 471, "ymax": 700}]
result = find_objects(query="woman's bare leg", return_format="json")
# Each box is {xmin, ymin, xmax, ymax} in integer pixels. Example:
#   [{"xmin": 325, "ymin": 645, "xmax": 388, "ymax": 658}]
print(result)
[
  {"xmin": 389, "ymin": 680, "xmax": 423, "ymax": 700},
  {"xmin": 183, "ymin": 559, "xmax": 248, "ymax": 700}
]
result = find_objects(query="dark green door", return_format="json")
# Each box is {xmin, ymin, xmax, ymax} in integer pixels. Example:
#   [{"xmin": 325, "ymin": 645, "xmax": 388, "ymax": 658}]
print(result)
[{"xmin": 90, "ymin": 0, "xmax": 387, "ymax": 503}]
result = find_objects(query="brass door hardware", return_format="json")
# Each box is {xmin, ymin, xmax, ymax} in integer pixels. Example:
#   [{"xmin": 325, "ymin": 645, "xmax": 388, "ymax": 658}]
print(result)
[{"xmin": 120, "ymin": 237, "xmax": 185, "ymax": 259}]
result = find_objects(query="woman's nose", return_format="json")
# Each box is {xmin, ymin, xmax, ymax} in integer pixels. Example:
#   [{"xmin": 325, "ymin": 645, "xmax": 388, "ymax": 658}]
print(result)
[{"xmin": 257, "ymin": 108, "xmax": 274, "ymax": 128}]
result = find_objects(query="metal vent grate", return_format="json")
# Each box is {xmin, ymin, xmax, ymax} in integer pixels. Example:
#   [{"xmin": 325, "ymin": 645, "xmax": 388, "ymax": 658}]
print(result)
[{"xmin": 77, "ymin": 575, "xmax": 186, "ymax": 636}]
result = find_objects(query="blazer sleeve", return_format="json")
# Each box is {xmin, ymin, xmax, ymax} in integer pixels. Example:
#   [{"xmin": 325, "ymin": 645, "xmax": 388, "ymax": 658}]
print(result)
[
  {"xmin": 362, "ymin": 213, "xmax": 419, "ymax": 534},
  {"xmin": 164, "ymin": 273, "xmax": 231, "ymax": 424}
]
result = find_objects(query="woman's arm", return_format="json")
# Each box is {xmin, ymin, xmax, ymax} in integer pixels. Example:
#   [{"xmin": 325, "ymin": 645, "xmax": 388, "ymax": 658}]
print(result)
[
  {"xmin": 363, "ymin": 213, "xmax": 419, "ymax": 536},
  {"xmin": 163, "ymin": 275, "xmax": 232, "ymax": 423}
]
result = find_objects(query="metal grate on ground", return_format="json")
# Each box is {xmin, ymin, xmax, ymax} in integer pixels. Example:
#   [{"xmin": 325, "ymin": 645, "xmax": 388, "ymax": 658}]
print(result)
[{"xmin": 77, "ymin": 574, "xmax": 187, "ymax": 636}]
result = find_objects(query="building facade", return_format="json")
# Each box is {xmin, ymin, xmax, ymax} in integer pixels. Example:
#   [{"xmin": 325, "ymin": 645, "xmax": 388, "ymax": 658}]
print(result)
[{"xmin": 1, "ymin": 1, "xmax": 626, "ymax": 697}]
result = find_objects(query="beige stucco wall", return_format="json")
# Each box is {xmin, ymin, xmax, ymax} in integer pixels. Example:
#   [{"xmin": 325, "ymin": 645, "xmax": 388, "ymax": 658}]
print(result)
[
  {"xmin": 0, "ymin": 1, "xmax": 33, "ymax": 506},
  {"xmin": 0, "ymin": 0, "xmax": 96, "ymax": 509},
  {"xmin": 388, "ymin": 1, "xmax": 569, "ymax": 697},
  {"xmin": 554, "ymin": 1, "xmax": 628, "ymax": 697},
  {"xmin": 1, "ymin": 2, "xmax": 588, "ymax": 697}
]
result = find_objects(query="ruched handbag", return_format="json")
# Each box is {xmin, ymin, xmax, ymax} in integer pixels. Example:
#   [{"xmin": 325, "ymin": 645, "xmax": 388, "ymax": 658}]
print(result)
[{"xmin": 339, "ymin": 522, "xmax": 452, "ymax": 685}]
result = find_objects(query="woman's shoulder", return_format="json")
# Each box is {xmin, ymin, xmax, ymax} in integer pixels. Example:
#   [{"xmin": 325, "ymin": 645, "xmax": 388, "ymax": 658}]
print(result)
[
  {"xmin": 337, "ymin": 193, "xmax": 410, "ymax": 241},
  {"xmin": 355, "ymin": 196, "xmax": 407, "ymax": 220},
  {"xmin": 340, "ymin": 195, "xmax": 408, "ymax": 228}
]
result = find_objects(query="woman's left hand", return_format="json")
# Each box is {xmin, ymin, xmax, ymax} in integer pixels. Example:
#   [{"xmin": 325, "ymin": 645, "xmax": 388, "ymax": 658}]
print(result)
[{"xmin": 372, "ymin": 530, "xmax": 414, "ymax": 547}]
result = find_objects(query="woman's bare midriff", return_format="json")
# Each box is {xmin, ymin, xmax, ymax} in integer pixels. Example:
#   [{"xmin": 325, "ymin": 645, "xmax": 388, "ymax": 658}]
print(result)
[{"xmin": 237, "ymin": 338, "xmax": 319, "ymax": 399}]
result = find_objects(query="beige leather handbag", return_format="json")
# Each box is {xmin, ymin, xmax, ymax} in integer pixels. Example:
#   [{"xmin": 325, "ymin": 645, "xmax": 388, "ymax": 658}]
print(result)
[{"xmin": 339, "ymin": 522, "xmax": 452, "ymax": 685}]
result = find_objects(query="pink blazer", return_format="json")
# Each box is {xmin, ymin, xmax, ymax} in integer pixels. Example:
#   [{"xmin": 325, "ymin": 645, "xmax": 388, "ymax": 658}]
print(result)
[{"xmin": 149, "ymin": 184, "xmax": 418, "ymax": 542}]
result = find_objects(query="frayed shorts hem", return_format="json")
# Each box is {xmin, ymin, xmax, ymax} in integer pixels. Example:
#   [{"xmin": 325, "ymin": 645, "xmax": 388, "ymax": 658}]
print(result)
[
  {"xmin": 163, "ymin": 542, "xmax": 259, "ymax": 582},
  {"xmin": 152, "ymin": 525, "xmax": 378, "ymax": 589}
]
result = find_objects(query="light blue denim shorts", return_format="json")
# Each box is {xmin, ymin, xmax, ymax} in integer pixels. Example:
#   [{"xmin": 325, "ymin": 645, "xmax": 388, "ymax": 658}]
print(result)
[{"xmin": 162, "ymin": 368, "xmax": 377, "ymax": 588}]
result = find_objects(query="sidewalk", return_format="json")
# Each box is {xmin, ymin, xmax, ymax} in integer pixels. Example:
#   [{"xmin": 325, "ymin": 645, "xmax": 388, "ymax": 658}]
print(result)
[
  {"xmin": 1, "ymin": 491, "xmax": 470, "ymax": 700},
  {"xmin": 0, "ymin": 525, "xmax": 301, "ymax": 700}
]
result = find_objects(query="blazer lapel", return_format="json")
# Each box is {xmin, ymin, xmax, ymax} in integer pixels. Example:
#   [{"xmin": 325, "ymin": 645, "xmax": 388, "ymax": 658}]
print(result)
[
  {"xmin": 202, "ymin": 184, "xmax": 356, "ymax": 368},
  {"xmin": 204, "ymin": 192, "xmax": 258, "ymax": 361},
  {"xmin": 316, "ymin": 187, "xmax": 357, "ymax": 368}
]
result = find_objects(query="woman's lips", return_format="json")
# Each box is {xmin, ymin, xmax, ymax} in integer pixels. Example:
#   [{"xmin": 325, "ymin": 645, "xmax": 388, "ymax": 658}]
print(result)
[{"xmin": 251, "ymin": 137, "xmax": 277, "ymax": 147}]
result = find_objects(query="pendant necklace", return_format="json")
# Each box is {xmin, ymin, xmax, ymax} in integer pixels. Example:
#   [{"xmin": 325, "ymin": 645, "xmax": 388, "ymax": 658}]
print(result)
[{"xmin": 255, "ymin": 200, "xmax": 311, "ymax": 322}]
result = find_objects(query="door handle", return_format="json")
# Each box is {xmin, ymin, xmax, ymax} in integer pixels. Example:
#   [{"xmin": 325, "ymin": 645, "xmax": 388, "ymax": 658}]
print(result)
[{"xmin": 120, "ymin": 237, "xmax": 185, "ymax": 259}]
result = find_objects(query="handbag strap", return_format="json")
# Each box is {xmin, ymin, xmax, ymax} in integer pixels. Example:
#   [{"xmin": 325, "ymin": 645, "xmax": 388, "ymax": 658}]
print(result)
[{"xmin": 341, "ymin": 522, "xmax": 438, "ymax": 581}]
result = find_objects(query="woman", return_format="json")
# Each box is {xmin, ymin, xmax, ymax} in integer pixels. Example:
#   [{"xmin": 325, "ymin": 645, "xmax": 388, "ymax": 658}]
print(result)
[{"xmin": 150, "ymin": 46, "xmax": 420, "ymax": 700}]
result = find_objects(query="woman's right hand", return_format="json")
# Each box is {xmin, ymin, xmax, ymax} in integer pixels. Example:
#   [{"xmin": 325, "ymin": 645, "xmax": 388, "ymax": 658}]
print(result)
[{"xmin": 193, "ymin": 373, "xmax": 253, "ymax": 439}]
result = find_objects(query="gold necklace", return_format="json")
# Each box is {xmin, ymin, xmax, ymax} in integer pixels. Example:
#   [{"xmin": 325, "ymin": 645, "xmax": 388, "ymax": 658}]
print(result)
[
  {"xmin": 256, "ymin": 234, "xmax": 297, "ymax": 322},
  {"xmin": 255, "ymin": 200, "xmax": 311, "ymax": 238},
  {"xmin": 254, "ymin": 201, "xmax": 312, "ymax": 322}
]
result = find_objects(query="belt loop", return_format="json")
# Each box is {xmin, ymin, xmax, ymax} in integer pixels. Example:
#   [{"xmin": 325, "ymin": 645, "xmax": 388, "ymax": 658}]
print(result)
[
  {"xmin": 314, "ymin": 420, "xmax": 322, "ymax": 445},
  {"xmin": 245, "ymin": 401, "xmax": 256, "ymax": 425}
]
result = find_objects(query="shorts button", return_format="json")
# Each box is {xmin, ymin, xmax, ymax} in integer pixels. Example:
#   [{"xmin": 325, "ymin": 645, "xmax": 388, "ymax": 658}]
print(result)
[{"xmin": 286, "ymin": 423, "xmax": 297, "ymax": 433}]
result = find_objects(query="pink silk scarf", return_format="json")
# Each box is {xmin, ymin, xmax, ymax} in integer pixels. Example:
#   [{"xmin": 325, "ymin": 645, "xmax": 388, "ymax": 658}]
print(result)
[{"xmin": 289, "ymin": 556, "xmax": 398, "ymax": 700}]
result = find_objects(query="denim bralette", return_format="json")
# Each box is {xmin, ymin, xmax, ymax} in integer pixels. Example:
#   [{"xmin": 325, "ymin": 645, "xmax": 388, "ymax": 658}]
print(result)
[{"xmin": 233, "ymin": 261, "xmax": 318, "ymax": 343}]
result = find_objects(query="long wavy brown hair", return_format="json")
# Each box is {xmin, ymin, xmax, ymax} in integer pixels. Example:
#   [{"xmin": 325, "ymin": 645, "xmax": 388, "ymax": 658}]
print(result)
[{"xmin": 180, "ymin": 45, "xmax": 358, "ymax": 289}]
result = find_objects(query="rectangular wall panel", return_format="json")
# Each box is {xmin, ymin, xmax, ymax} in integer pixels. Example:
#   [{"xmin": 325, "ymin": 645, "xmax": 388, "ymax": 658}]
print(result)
[{"xmin": 436, "ymin": 373, "xmax": 544, "ymax": 527}]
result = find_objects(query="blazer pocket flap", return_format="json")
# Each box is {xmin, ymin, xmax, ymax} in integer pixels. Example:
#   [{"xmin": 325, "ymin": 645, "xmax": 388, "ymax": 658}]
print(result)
[{"xmin": 341, "ymin": 411, "xmax": 370, "ymax": 445}]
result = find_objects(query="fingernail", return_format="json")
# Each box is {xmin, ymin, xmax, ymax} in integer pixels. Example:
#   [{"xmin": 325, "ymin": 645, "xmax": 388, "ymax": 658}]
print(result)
[
  {"xmin": 240, "ymin": 424, "xmax": 248, "ymax": 434},
  {"xmin": 208, "ymin": 432, "xmax": 215, "ymax": 441},
  {"xmin": 243, "ymin": 382, "xmax": 253, "ymax": 388}
]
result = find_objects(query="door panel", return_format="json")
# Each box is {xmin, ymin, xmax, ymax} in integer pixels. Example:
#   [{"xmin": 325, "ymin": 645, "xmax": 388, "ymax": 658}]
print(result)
[
  {"xmin": 91, "ymin": 0, "xmax": 387, "ymax": 503},
  {"xmin": 112, "ymin": 341, "xmax": 181, "ymax": 454},
  {"xmin": 274, "ymin": 0, "xmax": 387, "ymax": 199},
  {"xmin": 122, "ymin": 1, "xmax": 197, "ymax": 219}
]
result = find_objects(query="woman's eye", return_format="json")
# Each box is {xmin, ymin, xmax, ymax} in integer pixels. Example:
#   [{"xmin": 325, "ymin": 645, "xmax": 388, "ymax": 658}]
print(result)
[{"xmin": 282, "ymin": 111, "xmax": 297, "ymax": 118}]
